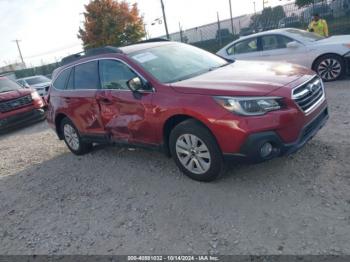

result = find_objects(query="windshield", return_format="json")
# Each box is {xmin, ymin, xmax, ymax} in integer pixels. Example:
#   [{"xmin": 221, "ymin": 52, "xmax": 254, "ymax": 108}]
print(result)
[
  {"xmin": 0, "ymin": 78, "xmax": 22, "ymax": 93},
  {"xmin": 286, "ymin": 28, "xmax": 324, "ymax": 41},
  {"xmin": 129, "ymin": 43, "xmax": 228, "ymax": 83},
  {"xmin": 26, "ymin": 76, "xmax": 51, "ymax": 85}
]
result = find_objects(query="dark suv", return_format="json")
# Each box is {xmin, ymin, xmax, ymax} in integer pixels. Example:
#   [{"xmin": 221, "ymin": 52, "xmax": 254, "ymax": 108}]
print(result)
[
  {"xmin": 0, "ymin": 77, "xmax": 45, "ymax": 133},
  {"xmin": 47, "ymin": 41, "xmax": 328, "ymax": 181}
]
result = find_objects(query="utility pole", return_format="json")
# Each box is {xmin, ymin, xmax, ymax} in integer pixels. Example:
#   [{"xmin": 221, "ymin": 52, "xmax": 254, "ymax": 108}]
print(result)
[
  {"xmin": 263, "ymin": 0, "xmax": 268, "ymax": 9},
  {"xmin": 160, "ymin": 0, "xmax": 170, "ymax": 40},
  {"xmin": 13, "ymin": 39, "xmax": 25, "ymax": 67},
  {"xmin": 228, "ymin": 0, "xmax": 234, "ymax": 35},
  {"xmin": 143, "ymin": 23, "xmax": 148, "ymax": 40},
  {"xmin": 217, "ymin": 12, "xmax": 222, "ymax": 47},
  {"xmin": 179, "ymin": 22, "xmax": 183, "ymax": 42},
  {"xmin": 253, "ymin": 1, "xmax": 256, "ymax": 14}
]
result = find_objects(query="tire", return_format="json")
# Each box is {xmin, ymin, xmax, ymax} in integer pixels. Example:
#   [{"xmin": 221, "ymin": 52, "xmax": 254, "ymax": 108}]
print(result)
[
  {"xmin": 60, "ymin": 117, "xmax": 92, "ymax": 155},
  {"xmin": 169, "ymin": 119, "xmax": 223, "ymax": 182},
  {"xmin": 313, "ymin": 54, "xmax": 345, "ymax": 82}
]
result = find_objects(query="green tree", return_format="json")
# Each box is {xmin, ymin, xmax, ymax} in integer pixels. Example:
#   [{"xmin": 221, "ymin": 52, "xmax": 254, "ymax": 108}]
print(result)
[{"xmin": 78, "ymin": 0, "xmax": 145, "ymax": 49}]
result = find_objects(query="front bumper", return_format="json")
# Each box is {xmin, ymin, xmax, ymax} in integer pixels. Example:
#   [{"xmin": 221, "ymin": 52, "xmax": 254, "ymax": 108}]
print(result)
[
  {"xmin": 225, "ymin": 107, "xmax": 329, "ymax": 162},
  {"xmin": 0, "ymin": 108, "xmax": 46, "ymax": 133},
  {"xmin": 344, "ymin": 52, "xmax": 350, "ymax": 75}
]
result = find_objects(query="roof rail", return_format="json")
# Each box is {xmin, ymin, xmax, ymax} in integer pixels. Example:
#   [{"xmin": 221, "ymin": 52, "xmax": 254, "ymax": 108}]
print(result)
[
  {"xmin": 60, "ymin": 46, "xmax": 123, "ymax": 66},
  {"xmin": 136, "ymin": 38, "xmax": 170, "ymax": 44}
]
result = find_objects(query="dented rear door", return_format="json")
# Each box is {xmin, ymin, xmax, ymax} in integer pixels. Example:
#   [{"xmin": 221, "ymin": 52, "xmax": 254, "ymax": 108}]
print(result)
[{"xmin": 64, "ymin": 61, "xmax": 105, "ymax": 136}]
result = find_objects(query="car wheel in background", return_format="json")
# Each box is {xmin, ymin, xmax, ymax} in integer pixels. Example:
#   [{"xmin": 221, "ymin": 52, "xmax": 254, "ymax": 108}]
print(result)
[
  {"xmin": 314, "ymin": 54, "xmax": 345, "ymax": 82},
  {"xmin": 169, "ymin": 119, "xmax": 223, "ymax": 182},
  {"xmin": 61, "ymin": 117, "xmax": 92, "ymax": 155}
]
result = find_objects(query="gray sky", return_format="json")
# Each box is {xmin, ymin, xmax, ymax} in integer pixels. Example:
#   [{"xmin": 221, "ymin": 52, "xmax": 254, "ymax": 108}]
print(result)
[{"xmin": 0, "ymin": 0, "xmax": 291, "ymax": 66}]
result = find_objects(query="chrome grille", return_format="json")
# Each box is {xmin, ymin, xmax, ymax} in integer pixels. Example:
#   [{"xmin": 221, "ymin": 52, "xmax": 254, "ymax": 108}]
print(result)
[
  {"xmin": 0, "ymin": 95, "xmax": 32, "ymax": 113},
  {"xmin": 292, "ymin": 76, "xmax": 325, "ymax": 113}
]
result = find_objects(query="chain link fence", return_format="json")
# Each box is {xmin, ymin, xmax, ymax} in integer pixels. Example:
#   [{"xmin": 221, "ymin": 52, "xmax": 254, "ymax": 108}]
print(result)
[{"xmin": 169, "ymin": 0, "xmax": 350, "ymax": 52}]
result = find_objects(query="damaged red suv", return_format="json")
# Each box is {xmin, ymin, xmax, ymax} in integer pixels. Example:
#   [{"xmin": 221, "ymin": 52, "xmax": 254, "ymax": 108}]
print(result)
[
  {"xmin": 47, "ymin": 41, "xmax": 328, "ymax": 181},
  {"xmin": 0, "ymin": 77, "xmax": 45, "ymax": 133}
]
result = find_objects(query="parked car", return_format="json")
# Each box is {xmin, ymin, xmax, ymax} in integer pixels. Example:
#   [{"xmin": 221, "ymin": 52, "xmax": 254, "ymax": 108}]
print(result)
[
  {"xmin": 47, "ymin": 42, "xmax": 328, "ymax": 181},
  {"xmin": 278, "ymin": 16, "xmax": 302, "ymax": 28},
  {"xmin": 216, "ymin": 28, "xmax": 350, "ymax": 81},
  {"xmin": 301, "ymin": 3, "xmax": 333, "ymax": 23},
  {"xmin": 0, "ymin": 77, "xmax": 46, "ymax": 133},
  {"xmin": 17, "ymin": 75, "xmax": 51, "ymax": 96}
]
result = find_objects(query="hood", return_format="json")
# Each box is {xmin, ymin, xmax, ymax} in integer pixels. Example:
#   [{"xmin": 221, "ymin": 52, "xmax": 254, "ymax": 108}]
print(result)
[
  {"xmin": 31, "ymin": 82, "xmax": 51, "ymax": 88},
  {"xmin": 0, "ymin": 88, "xmax": 32, "ymax": 102},
  {"xmin": 170, "ymin": 60, "xmax": 314, "ymax": 96},
  {"xmin": 315, "ymin": 35, "xmax": 350, "ymax": 45}
]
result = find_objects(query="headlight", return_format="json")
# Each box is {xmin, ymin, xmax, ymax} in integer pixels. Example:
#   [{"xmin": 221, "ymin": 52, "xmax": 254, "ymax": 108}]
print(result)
[
  {"xmin": 31, "ymin": 91, "xmax": 41, "ymax": 100},
  {"xmin": 343, "ymin": 43, "xmax": 350, "ymax": 49},
  {"xmin": 214, "ymin": 96, "xmax": 284, "ymax": 116}
]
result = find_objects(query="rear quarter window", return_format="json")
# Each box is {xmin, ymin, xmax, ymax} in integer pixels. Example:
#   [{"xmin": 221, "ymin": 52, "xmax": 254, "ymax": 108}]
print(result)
[{"xmin": 53, "ymin": 68, "xmax": 71, "ymax": 90}]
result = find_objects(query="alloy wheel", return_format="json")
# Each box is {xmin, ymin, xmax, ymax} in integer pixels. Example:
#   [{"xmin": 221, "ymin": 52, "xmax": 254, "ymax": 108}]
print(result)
[
  {"xmin": 63, "ymin": 124, "xmax": 80, "ymax": 151},
  {"xmin": 317, "ymin": 58, "xmax": 342, "ymax": 81},
  {"xmin": 175, "ymin": 134, "xmax": 211, "ymax": 175}
]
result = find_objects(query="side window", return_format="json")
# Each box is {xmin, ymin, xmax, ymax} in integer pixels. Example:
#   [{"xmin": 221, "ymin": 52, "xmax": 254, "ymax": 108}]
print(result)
[
  {"xmin": 53, "ymin": 68, "xmax": 71, "ymax": 90},
  {"xmin": 277, "ymin": 35, "xmax": 294, "ymax": 48},
  {"xmin": 261, "ymin": 35, "xmax": 280, "ymax": 51},
  {"xmin": 74, "ymin": 61, "xmax": 100, "ymax": 90},
  {"xmin": 261, "ymin": 35, "xmax": 294, "ymax": 51},
  {"xmin": 227, "ymin": 38, "xmax": 258, "ymax": 55},
  {"xmin": 99, "ymin": 60, "xmax": 137, "ymax": 90}
]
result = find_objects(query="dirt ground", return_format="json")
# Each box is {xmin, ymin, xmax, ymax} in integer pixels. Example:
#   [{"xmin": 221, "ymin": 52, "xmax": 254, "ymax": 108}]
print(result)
[{"xmin": 0, "ymin": 79, "xmax": 349, "ymax": 255}]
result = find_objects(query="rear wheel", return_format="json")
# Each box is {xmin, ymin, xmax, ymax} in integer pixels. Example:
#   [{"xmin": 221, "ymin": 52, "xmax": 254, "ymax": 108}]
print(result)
[
  {"xmin": 61, "ymin": 118, "xmax": 92, "ymax": 155},
  {"xmin": 314, "ymin": 54, "xmax": 345, "ymax": 82},
  {"xmin": 169, "ymin": 119, "xmax": 223, "ymax": 182}
]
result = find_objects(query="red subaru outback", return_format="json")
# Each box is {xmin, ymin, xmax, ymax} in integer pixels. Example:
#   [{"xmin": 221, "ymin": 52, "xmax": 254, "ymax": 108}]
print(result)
[
  {"xmin": 0, "ymin": 77, "xmax": 45, "ymax": 133},
  {"xmin": 47, "ymin": 41, "xmax": 328, "ymax": 181}
]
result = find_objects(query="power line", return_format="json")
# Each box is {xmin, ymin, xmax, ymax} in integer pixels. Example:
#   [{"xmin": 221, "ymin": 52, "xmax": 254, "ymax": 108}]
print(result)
[{"xmin": 23, "ymin": 43, "xmax": 82, "ymax": 59}]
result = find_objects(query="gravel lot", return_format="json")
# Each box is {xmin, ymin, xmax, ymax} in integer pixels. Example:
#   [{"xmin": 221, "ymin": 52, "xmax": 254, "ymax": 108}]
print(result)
[{"xmin": 0, "ymin": 79, "xmax": 349, "ymax": 255}]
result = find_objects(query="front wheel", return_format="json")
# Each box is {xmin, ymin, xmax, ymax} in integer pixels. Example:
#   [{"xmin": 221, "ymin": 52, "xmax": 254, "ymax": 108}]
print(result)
[
  {"xmin": 314, "ymin": 54, "xmax": 345, "ymax": 82},
  {"xmin": 169, "ymin": 119, "xmax": 223, "ymax": 182},
  {"xmin": 61, "ymin": 118, "xmax": 92, "ymax": 155}
]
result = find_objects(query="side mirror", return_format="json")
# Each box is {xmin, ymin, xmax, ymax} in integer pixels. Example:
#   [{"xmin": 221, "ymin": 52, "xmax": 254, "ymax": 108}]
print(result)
[
  {"xmin": 286, "ymin": 41, "xmax": 300, "ymax": 49},
  {"xmin": 127, "ymin": 77, "xmax": 143, "ymax": 92}
]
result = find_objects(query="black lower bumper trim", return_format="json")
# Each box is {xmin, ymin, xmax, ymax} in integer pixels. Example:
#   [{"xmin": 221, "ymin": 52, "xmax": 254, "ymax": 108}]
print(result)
[
  {"xmin": 0, "ymin": 109, "xmax": 46, "ymax": 133},
  {"xmin": 225, "ymin": 107, "xmax": 329, "ymax": 163}
]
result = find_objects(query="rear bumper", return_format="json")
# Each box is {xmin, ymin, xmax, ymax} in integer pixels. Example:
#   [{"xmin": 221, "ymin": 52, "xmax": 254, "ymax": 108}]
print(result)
[
  {"xmin": 224, "ymin": 107, "xmax": 329, "ymax": 162},
  {"xmin": 0, "ymin": 109, "xmax": 46, "ymax": 133}
]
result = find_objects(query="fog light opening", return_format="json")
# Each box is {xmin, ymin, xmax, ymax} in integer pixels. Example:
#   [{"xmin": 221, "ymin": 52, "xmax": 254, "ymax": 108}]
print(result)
[{"xmin": 260, "ymin": 142, "xmax": 274, "ymax": 158}]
